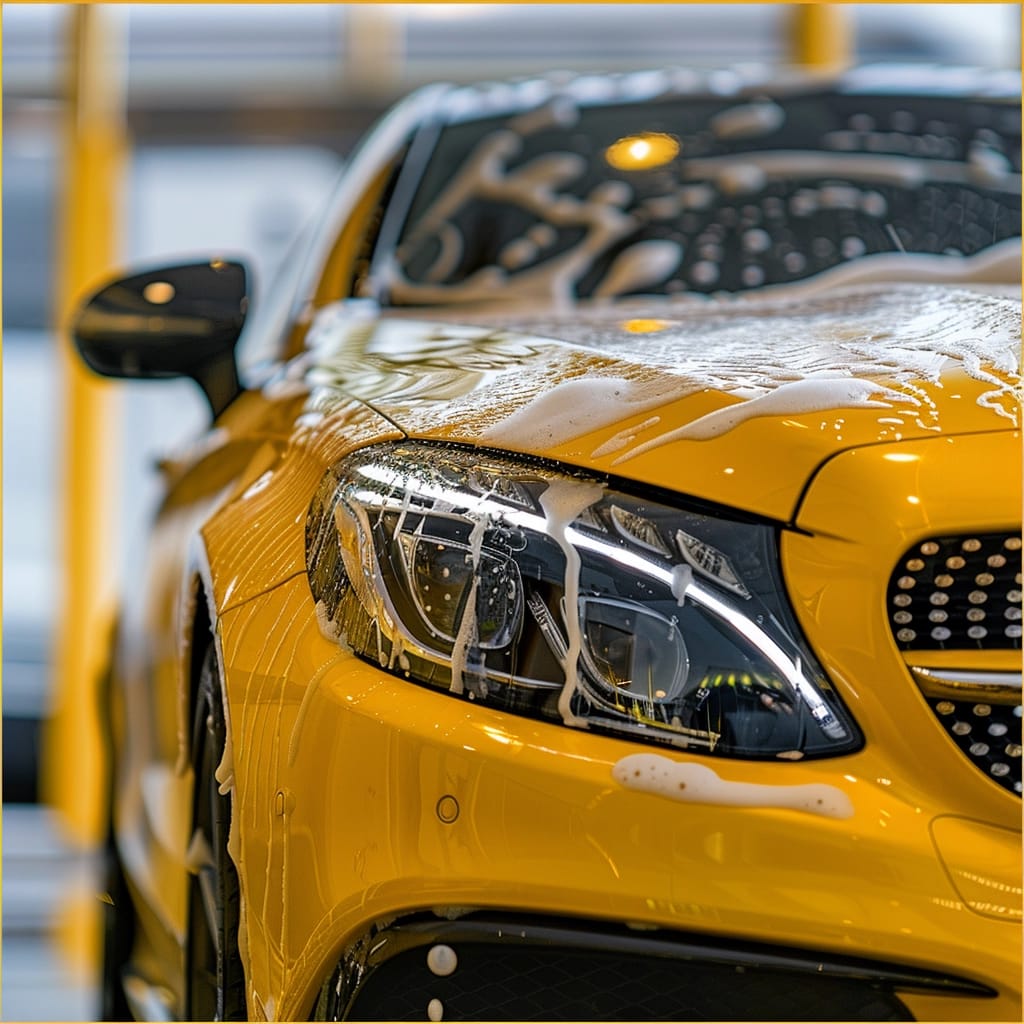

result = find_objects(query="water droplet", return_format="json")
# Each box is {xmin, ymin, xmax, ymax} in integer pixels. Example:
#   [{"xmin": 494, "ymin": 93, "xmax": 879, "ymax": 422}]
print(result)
[
  {"xmin": 691, "ymin": 260, "xmax": 719, "ymax": 286},
  {"xmin": 741, "ymin": 265, "xmax": 765, "ymax": 287},
  {"xmin": 841, "ymin": 236, "xmax": 866, "ymax": 259},
  {"xmin": 784, "ymin": 251, "xmax": 806, "ymax": 274}
]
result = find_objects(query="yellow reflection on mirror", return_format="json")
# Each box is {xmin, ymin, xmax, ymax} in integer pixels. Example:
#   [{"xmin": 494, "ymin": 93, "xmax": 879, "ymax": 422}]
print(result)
[{"xmin": 606, "ymin": 133, "xmax": 679, "ymax": 171}]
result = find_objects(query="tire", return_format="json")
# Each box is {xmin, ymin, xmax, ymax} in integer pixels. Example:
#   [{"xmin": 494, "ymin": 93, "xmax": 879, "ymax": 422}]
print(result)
[
  {"xmin": 185, "ymin": 644, "xmax": 247, "ymax": 1021},
  {"xmin": 99, "ymin": 837, "xmax": 135, "ymax": 1021},
  {"xmin": 97, "ymin": 638, "xmax": 136, "ymax": 1022}
]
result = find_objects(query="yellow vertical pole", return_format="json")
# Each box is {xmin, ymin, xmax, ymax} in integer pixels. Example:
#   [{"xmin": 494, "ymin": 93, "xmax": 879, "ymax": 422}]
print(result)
[
  {"xmin": 790, "ymin": 3, "xmax": 852, "ymax": 71},
  {"xmin": 42, "ymin": 4, "xmax": 126, "ymax": 847},
  {"xmin": 344, "ymin": 4, "xmax": 403, "ymax": 101}
]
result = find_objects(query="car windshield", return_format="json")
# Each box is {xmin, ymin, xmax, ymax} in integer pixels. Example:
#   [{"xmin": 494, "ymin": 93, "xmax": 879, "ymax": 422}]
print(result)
[{"xmin": 383, "ymin": 77, "xmax": 1021, "ymax": 307}]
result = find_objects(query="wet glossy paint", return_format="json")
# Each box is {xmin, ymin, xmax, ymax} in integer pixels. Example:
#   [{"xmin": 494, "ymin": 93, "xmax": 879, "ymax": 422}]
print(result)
[{"xmin": 103, "ymin": 67, "xmax": 1022, "ymax": 1023}]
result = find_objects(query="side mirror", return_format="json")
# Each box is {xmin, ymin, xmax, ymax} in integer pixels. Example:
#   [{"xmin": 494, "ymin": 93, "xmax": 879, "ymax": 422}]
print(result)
[{"xmin": 70, "ymin": 259, "xmax": 250, "ymax": 417}]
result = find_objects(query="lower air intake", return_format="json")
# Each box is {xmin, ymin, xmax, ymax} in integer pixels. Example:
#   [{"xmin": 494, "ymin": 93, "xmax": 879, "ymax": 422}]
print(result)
[{"xmin": 316, "ymin": 914, "xmax": 995, "ymax": 1021}]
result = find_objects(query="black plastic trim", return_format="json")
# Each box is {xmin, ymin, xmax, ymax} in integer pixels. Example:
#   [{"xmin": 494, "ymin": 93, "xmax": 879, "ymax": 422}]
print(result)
[{"xmin": 314, "ymin": 910, "xmax": 996, "ymax": 1020}]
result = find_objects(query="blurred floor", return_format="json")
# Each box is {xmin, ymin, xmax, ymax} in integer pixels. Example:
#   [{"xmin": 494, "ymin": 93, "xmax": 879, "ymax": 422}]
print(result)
[{"xmin": 2, "ymin": 804, "xmax": 100, "ymax": 1022}]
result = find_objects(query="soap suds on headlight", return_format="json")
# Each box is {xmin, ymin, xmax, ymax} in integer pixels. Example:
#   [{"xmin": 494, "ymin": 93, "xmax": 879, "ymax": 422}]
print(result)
[{"xmin": 538, "ymin": 477, "xmax": 606, "ymax": 727}]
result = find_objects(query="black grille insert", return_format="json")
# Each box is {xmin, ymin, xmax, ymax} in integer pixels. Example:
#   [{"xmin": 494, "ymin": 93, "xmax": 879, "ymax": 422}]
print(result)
[
  {"xmin": 924, "ymin": 693, "xmax": 1022, "ymax": 796},
  {"xmin": 886, "ymin": 533, "xmax": 1021, "ymax": 651},
  {"xmin": 315, "ymin": 913, "xmax": 996, "ymax": 1021}
]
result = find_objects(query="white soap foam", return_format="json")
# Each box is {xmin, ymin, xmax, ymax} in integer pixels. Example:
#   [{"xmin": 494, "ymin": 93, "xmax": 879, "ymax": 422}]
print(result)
[
  {"xmin": 617, "ymin": 377, "xmax": 910, "ymax": 455},
  {"xmin": 387, "ymin": 127, "xmax": 638, "ymax": 308},
  {"xmin": 469, "ymin": 281, "xmax": 1021, "ymax": 451},
  {"xmin": 716, "ymin": 162, "xmax": 768, "ymax": 195},
  {"xmin": 539, "ymin": 478, "xmax": 605, "ymax": 726},
  {"xmin": 479, "ymin": 377, "xmax": 668, "ymax": 449},
  {"xmin": 594, "ymin": 240, "xmax": 683, "ymax": 298},
  {"xmin": 590, "ymin": 416, "xmax": 662, "ymax": 458},
  {"xmin": 448, "ymin": 515, "xmax": 488, "ymax": 696},
  {"xmin": 427, "ymin": 944, "xmax": 458, "ymax": 977},
  {"xmin": 612, "ymin": 753, "xmax": 854, "ymax": 819},
  {"xmin": 710, "ymin": 100, "xmax": 785, "ymax": 140}
]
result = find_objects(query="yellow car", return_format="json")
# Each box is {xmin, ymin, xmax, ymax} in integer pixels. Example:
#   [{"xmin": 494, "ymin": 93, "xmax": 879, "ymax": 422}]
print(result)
[{"xmin": 73, "ymin": 68, "xmax": 1021, "ymax": 1022}]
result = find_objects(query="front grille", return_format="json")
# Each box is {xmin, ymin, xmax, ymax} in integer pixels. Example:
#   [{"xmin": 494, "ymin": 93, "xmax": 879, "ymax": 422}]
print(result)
[
  {"xmin": 886, "ymin": 533, "xmax": 1021, "ymax": 651},
  {"xmin": 918, "ymin": 684, "xmax": 1022, "ymax": 796},
  {"xmin": 315, "ymin": 913, "xmax": 995, "ymax": 1021}
]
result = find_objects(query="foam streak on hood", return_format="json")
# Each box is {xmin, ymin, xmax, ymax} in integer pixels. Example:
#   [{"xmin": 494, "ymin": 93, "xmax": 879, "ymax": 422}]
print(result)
[{"xmin": 302, "ymin": 284, "xmax": 1020, "ymax": 521}]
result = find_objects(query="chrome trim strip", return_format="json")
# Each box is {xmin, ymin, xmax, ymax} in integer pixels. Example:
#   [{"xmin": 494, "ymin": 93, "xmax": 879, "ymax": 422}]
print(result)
[
  {"xmin": 910, "ymin": 666, "xmax": 1022, "ymax": 702},
  {"xmin": 912, "ymin": 668, "xmax": 1022, "ymax": 689}
]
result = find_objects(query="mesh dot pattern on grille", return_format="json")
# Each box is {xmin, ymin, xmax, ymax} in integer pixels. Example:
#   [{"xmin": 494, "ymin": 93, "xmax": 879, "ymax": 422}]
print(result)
[
  {"xmin": 887, "ymin": 533, "xmax": 1022, "ymax": 651},
  {"xmin": 930, "ymin": 698, "xmax": 1022, "ymax": 796},
  {"xmin": 343, "ymin": 942, "xmax": 914, "ymax": 1021}
]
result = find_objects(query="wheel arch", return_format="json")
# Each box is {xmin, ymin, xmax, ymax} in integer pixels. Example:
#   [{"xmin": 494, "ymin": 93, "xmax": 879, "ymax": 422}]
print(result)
[{"xmin": 180, "ymin": 538, "xmax": 226, "ymax": 775}]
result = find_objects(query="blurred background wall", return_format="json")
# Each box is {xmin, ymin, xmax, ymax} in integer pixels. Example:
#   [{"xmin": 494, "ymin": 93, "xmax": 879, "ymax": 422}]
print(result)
[{"xmin": 1, "ymin": 4, "xmax": 1020, "ymax": 1020}]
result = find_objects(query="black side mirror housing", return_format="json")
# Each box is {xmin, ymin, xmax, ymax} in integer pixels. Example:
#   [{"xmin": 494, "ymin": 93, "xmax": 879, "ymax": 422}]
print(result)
[{"xmin": 70, "ymin": 259, "xmax": 250, "ymax": 417}]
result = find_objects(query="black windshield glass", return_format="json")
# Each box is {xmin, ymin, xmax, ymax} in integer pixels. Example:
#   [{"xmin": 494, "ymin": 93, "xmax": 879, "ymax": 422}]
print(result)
[{"xmin": 386, "ymin": 85, "xmax": 1020, "ymax": 306}]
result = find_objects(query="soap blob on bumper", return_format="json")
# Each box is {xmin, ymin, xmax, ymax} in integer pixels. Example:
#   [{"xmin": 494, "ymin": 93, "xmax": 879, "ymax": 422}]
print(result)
[{"xmin": 613, "ymin": 753, "xmax": 854, "ymax": 819}]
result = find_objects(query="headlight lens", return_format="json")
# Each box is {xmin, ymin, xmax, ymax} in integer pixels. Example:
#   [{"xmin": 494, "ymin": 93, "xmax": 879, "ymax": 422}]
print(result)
[{"xmin": 306, "ymin": 442, "xmax": 861, "ymax": 759}]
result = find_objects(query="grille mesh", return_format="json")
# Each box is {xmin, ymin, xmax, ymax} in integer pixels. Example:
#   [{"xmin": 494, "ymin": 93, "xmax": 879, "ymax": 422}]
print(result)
[
  {"xmin": 344, "ymin": 943, "xmax": 913, "ymax": 1021},
  {"xmin": 927, "ymin": 697, "xmax": 1022, "ymax": 796},
  {"xmin": 318, "ymin": 914, "xmax": 997, "ymax": 1021},
  {"xmin": 887, "ymin": 533, "xmax": 1022, "ymax": 651}
]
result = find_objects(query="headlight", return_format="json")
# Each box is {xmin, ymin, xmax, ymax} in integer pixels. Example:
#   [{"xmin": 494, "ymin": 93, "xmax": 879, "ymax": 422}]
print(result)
[{"xmin": 306, "ymin": 442, "xmax": 862, "ymax": 760}]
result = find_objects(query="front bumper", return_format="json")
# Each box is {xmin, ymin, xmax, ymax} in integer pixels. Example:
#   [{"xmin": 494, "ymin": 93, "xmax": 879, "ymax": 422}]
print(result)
[{"xmin": 219, "ymin": 566, "xmax": 1021, "ymax": 1021}]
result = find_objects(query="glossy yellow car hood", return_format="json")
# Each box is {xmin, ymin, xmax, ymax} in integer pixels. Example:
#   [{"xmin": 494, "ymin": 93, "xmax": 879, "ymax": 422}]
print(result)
[{"xmin": 307, "ymin": 282, "xmax": 1020, "ymax": 521}]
